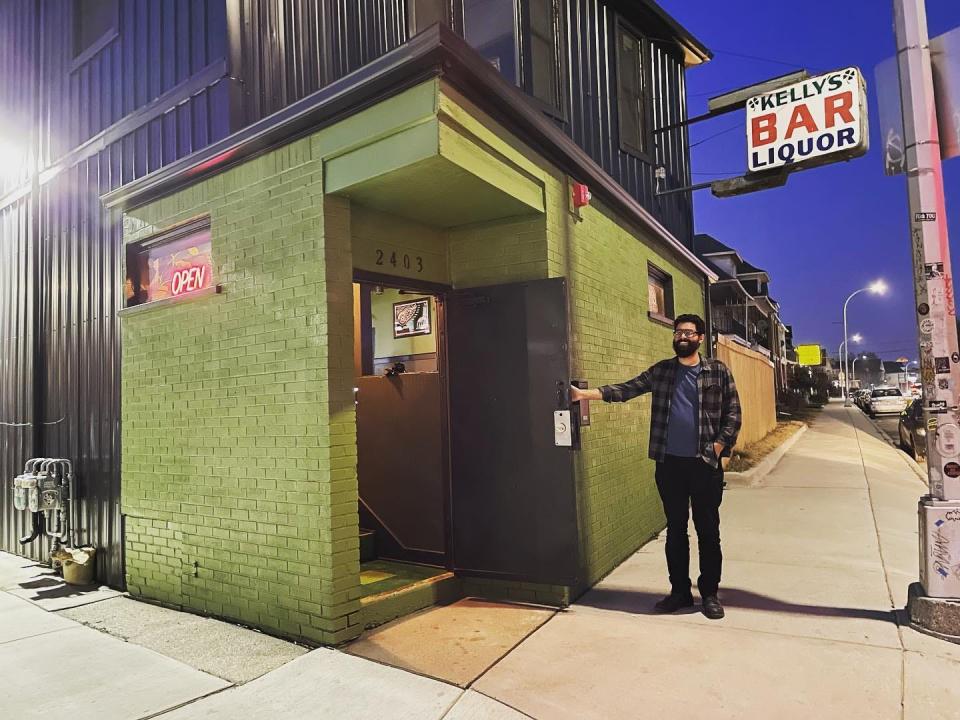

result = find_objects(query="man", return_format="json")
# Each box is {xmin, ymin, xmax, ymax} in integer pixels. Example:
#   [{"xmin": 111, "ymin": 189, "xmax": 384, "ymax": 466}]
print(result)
[{"xmin": 570, "ymin": 314, "xmax": 741, "ymax": 619}]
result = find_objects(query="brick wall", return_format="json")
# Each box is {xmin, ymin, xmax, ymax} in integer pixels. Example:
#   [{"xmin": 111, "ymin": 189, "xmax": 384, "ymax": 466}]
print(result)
[
  {"xmin": 121, "ymin": 137, "xmax": 361, "ymax": 645},
  {"xmin": 440, "ymin": 88, "xmax": 706, "ymax": 595},
  {"xmin": 556, "ymin": 193, "xmax": 706, "ymax": 590}
]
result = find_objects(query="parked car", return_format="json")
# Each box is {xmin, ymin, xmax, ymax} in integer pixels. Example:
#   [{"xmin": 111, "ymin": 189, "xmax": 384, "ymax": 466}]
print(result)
[
  {"xmin": 898, "ymin": 398, "xmax": 926, "ymax": 459},
  {"xmin": 854, "ymin": 389, "xmax": 871, "ymax": 410},
  {"xmin": 868, "ymin": 386, "xmax": 909, "ymax": 417}
]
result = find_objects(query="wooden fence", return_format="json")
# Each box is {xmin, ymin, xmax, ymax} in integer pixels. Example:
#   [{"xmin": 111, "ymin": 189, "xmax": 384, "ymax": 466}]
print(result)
[{"xmin": 715, "ymin": 335, "xmax": 777, "ymax": 448}]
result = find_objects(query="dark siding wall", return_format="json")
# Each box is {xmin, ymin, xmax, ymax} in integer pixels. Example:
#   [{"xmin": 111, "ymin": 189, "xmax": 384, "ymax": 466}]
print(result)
[
  {"xmin": 233, "ymin": 0, "xmax": 410, "ymax": 125},
  {"xmin": 0, "ymin": 198, "xmax": 38, "ymax": 562},
  {"xmin": 0, "ymin": 1, "xmax": 38, "ymax": 196},
  {"xmin": 38, "ymin": 0, "xmax": 229, "ymax": 164},
  {"xmin": 565, "ymin": 0, "xmax": 692, "ymax": 245},
  {"xmin": 0, "ymin": 1, "xmax": 232, "ymax": 586}
]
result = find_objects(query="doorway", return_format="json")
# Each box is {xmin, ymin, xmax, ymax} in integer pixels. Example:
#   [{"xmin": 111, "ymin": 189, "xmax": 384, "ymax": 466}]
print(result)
[
  {"xmin": 353, "ymin": 276, "xmax": 451, "ymax": 603},
  {"xmin": 352, "ymin": 274, "xmax": 582, "ymax": 619}
]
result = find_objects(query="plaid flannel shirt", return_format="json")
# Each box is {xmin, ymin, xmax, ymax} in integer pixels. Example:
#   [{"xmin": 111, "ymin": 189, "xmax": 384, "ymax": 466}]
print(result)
[{"xmin": 599, "ymin": 356, "xmax": 742, "ymax": 468}]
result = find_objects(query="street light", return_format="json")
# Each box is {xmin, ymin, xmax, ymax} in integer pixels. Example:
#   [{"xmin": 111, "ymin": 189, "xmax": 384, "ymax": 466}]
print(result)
[
  {"xmin": 852, "ymin": 354, "xmax": 868, "ymax": 389},
  {"xmin": 838, "ymin": 333, "xmax": 863, "ymax": 399},
  {"xmin": 843, "ymin": 281, "xmax": 887, "ymax": 405}
]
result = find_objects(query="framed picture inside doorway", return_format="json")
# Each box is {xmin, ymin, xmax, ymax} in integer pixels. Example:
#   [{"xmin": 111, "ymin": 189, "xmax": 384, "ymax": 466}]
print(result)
[{"xmin": 393, "ymin": 298, "xmax": 432, "ymax": 338}]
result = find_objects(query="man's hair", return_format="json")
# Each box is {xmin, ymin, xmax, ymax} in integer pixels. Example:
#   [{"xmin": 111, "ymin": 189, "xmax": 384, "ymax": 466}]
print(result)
[{"xmin": 673, "ymin": 313, "xmax": 706, "ymax": 335}]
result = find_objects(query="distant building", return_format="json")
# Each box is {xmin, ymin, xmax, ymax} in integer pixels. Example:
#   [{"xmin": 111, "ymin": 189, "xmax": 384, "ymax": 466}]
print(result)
[{"xmin": 693, "ymin": 234, "xmax": 790, "ymax": 396}]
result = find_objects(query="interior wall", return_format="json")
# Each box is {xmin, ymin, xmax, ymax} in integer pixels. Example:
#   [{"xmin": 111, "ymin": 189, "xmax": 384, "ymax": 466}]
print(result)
[{"xmin": 370, "ymin": 289, "xmax": 437, "ymax": 371}]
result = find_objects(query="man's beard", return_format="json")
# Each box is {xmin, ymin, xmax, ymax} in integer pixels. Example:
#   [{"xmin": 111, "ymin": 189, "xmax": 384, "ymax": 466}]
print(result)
[{"xmin": 673, "ymin": 339, "xmax": 700, "ymax": 358}]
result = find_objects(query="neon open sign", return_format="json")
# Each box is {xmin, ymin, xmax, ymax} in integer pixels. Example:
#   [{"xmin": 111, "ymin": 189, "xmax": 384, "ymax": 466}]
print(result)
[
  {"xmin": 125, "ymin": 224, "xmax": 213, "ymax": 307},
  {"xmin": 170, "ymin": 264, "xmax": 210, "ymax": 296}
]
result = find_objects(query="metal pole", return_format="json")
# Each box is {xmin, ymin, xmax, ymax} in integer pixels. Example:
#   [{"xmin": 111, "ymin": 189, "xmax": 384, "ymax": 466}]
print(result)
[
  {"xmin": 896, "ymin": 0, "xmax": 960, "ymax": 616},
  {"xmin": 842, "ymin": 289, "xmax": 866, "ymax": 405},
  {"xmin": 838, "ymin": 340, "xmax": 847, "ymax": 397},
  {"xmin": 896, "ymin": 0, "xmax": 960, "ymax": 502}
]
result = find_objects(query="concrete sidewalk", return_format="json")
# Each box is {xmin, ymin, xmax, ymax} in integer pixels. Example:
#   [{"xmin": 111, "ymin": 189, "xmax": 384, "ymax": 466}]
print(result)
[
  {"xmin": 471, "ymin": 401, "xmax": 960, "ymax": 719},
  {"xmin": 2, "ymin": 401, "xmax": 959, "ymax": 719}
]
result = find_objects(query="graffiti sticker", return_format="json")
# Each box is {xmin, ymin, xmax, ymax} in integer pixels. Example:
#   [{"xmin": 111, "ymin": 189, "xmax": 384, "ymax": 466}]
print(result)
[
  {"xmin": 918, "ymin": 303, "xmax": 931, "ymax": 315},
  {"xmin": 921, "ymin": 318, "xmax": 936, "ymax": 334},
  {"xmin": 937, "ymin": 357, "xmax": 951, "ymax": 374},
  {"xmin": 944, "ymin": 462, "xmax": 960, "ymax": 478}
]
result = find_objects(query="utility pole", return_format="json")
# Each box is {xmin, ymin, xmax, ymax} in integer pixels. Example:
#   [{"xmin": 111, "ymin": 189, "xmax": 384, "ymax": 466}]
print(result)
[{"xmin": 895, "ymin": 0, "xmax": 960, "ymax": 635}]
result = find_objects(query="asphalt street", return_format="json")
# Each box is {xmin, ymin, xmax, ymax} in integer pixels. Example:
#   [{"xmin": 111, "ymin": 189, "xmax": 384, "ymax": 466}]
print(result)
[{"xmin": 865, "ymin": 410, "xmax": 925, "ymax": 466}]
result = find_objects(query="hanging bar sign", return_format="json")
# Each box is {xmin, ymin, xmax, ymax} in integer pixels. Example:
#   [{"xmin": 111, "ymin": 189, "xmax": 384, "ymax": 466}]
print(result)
[{"xmin": 747, "ymin": 67, "xmax": 869, "ymax": 174}]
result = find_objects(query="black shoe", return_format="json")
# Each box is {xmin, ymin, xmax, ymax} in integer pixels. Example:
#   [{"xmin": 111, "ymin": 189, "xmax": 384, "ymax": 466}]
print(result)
[
  {"xmin": 702, "ymin": 595, "xmax": 725, "ymax": 620},
  {"xmin": 654, "ymin": 593, "xmax": 694, "ymax": 613}
]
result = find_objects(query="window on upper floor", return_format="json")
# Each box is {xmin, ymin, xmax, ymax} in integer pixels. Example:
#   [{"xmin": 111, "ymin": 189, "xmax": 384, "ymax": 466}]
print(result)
[
  {"xmin": 464, "ymin": 0, "xmax": 520, "ymax": 84},
  {"xmin": 527, "ymin": 0, "xmax": 562, "ymax": 111},
  {"xmin": 463, "ymin": 0, "xmax": 563, "ymax": 113},
  {"xmin": 73, "ymin": 0, "xmax": 119, "ymax": 60},
  {"xmin": 616, "ymin": 23, "xmax": 650, "ymax": 158}
]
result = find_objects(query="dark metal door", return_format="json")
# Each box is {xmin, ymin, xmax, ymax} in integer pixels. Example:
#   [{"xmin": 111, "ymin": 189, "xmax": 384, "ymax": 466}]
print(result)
[{"xmin": 446, "ymin": 277, "xmax": 580, "ymax": 586}]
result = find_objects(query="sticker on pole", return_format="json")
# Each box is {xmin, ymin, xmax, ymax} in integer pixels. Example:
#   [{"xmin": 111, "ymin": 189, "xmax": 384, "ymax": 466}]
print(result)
[
  {"xmin": 747, "ymin": 67, "xmax": 868, "ymax": 174},
  {"xmin": 920, "ymin": 318, "xmax": 936, "ymax": 334},
  {"xmin": 937, "ymin": 424, "xmax": 960, "ymax": 457}
]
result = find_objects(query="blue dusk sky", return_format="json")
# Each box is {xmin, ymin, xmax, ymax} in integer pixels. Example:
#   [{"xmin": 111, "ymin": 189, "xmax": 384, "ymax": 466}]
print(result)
[{"xmin": 661, "ymin": 1, "xmax": 960, "ymax": 361}]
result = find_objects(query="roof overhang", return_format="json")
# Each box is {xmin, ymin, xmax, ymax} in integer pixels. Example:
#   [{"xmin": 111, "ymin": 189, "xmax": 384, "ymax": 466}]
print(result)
[
  {"xmin": 103, "ymin": 23, "xmax": 716, "ymax": 282},
  {"xmin": 624, "ymin": 1, "xmax": 712, "ymax": 67}
]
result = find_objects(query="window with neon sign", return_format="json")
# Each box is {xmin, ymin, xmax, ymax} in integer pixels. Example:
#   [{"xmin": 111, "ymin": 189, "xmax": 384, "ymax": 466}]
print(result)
[{"xmin": 125, "ymin": 219, "xmax": 213, "ymax": 307}]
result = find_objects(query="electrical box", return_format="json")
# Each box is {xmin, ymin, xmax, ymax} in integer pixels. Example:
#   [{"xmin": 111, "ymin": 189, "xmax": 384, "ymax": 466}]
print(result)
[{"xmin": 918, "ymin": 497, "xmax": 960, "ymax": 598}]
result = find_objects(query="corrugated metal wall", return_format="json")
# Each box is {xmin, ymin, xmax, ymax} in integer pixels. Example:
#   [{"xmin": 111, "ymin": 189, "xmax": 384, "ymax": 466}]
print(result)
[
  {"xmin": 0, "ymin": 197, "xmax": 38, "ymax": 562},
  {"xmin": 234, "ymin": 0, "xmax": 410, "ymax": 125},
  {"xmin": 37, "ymin": 0, "xmax": 229, "ymax": 165},
  {"xmin": 0, "ymin": 1, "xmax": 232, "ymax": 586},
  {"xmin": 566, "ymin": 0, "xmax": 692, "ymax": 245}
]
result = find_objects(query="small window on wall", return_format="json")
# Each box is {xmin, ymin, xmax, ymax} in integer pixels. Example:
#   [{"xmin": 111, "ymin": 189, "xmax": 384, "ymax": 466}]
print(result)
[
  {"xmin": 73, "ymin": 0, "xmax": 119, "ymax": 60},
  {"xmin": 464, "ymin": 0, "xmax": 520, "ymax": 84},
  {"xmin": 648, "ymin": 264, "xmax": 674, "ymax": 321},
  {"xmin": 616, "ymin": 23, "xmax": 650, "ymax": 158},
  {"xmin": 528, "ymin": 0, "xmax": 562, "ymax": 111},
  {"xmin": 125, "ymin": 219, "xmax": 214, "ymax": 308}
]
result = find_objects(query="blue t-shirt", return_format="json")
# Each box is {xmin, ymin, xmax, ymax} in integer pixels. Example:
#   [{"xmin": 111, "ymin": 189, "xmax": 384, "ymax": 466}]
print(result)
[{"xmin": 665, "ymin": 361, "xmax": 701, "ymax": 457}]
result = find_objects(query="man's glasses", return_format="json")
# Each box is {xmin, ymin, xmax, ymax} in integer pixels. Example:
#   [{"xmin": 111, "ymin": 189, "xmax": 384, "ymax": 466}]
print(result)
[{"xmin": 673, "ymin": 330, "xmax": 700, "ymax": 339}]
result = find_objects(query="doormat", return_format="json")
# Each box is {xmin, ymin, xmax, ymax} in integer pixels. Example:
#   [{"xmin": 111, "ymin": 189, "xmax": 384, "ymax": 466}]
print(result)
[{"xmin": 360, "ymin": 570, "xmax": 396, "ymax": 585}]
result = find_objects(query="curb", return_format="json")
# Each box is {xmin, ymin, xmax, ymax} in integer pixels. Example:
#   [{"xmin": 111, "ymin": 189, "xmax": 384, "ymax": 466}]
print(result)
[{"xmin": 724, "ymin": 423, "xmax": 808, "ymax": 487}]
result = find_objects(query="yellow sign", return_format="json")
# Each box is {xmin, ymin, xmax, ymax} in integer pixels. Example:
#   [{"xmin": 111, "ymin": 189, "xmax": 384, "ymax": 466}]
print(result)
[{"xmin": 797, "ymin": 344, "xmax": 823, "ymax": 366}]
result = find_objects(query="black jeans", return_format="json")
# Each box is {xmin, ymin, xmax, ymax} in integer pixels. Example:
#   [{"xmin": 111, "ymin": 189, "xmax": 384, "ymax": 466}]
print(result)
[{"xmin": 655, "ymin": 454, "xmax": 725, "ymax": 598}]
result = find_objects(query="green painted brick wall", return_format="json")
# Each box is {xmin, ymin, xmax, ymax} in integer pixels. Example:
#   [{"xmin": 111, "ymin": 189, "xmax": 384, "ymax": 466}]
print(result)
[
  {"xmin": 121, "ymin": 138, "xmax": 361, "ymax": 645},
  {"xmin": 440, "ymin": 88, "xmax": 706, "ymax": 596},
  {"xmin": 557, "ymin": 197, "xmax": 706, "ymax": 589}
]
